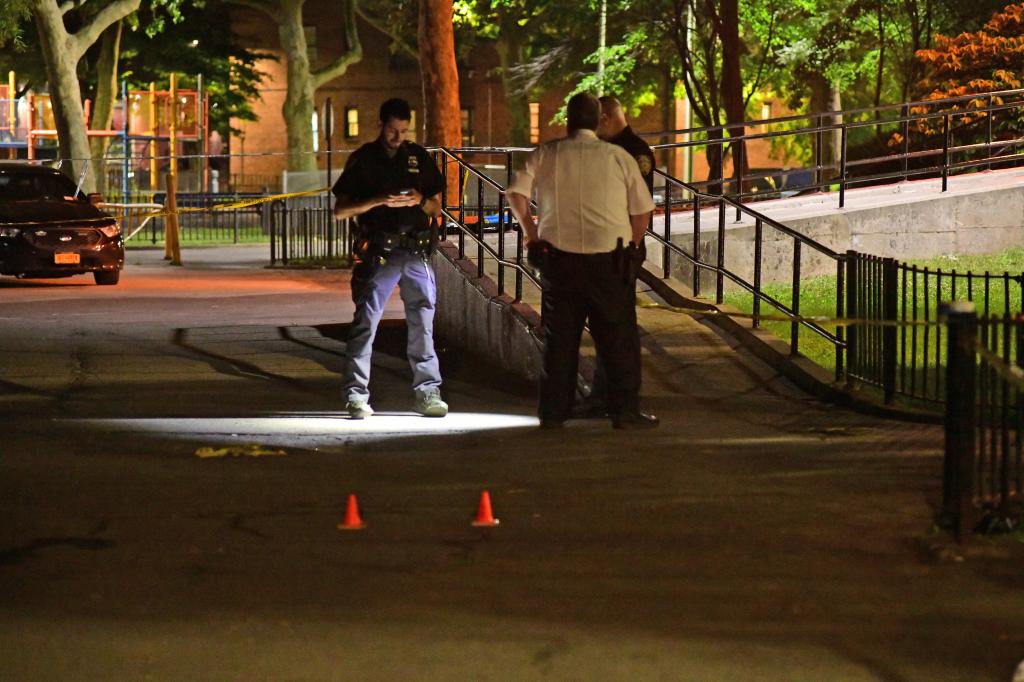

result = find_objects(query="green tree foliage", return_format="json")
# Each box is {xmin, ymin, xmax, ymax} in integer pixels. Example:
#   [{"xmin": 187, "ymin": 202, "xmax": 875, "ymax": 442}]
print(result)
[
  {"xmin": 0, "ymin": 0, "xmax": 32, "ymax": 49},
  {"xmin": 115, "ymin": 2, "xmax": 269, "ymax": 136}
]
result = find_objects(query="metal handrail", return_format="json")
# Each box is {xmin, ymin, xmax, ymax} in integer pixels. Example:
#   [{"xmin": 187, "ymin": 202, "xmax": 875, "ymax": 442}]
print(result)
[
  {"xmin": 651, "ymin": 168, "xmax": 844, "ymax": 353},
  {"xmin": 438, "ymin": 205, "xmax": 540, "ymax": 286},
  {"xmin": 640, "ymin": 87, "xmax": 1024, "ymax": 140}
]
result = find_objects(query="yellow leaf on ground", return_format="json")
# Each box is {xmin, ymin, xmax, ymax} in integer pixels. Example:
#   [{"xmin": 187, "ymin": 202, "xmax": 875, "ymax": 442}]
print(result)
[{"xmin": 194, "ymin": 443, "xmax": 287, "ymax": 458}]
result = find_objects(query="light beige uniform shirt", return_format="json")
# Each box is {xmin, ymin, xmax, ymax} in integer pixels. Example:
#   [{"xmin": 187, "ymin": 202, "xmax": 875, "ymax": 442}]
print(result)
[{"xmin": 507, "ymin": 129, "xmax": 656, "ymax": 254}]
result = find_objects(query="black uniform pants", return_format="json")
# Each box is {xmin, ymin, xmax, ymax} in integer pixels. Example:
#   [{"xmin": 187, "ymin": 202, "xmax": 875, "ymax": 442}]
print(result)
[{"xmin": 538, "ymin": 246, "xmax": 641, "ymax": 422}]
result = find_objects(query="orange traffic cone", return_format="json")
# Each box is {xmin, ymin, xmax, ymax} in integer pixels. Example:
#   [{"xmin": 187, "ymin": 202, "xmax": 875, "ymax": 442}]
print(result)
[
  {"xmin": 337, "ymin": 493, "xmax": 366, "ymax": 530},
  {"xmin": 471, "ymin": 490, "xmax": 500, "ymax": 527}
]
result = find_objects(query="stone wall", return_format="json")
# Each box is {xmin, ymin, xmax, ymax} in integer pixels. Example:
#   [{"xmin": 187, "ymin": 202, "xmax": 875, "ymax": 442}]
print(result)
[
  {"xmin": 431, "ymin": 243, "xmax": 544, "ymax": 381},
  {"xmin": 649, "ymin": 182, "xmax": 1024, "ymax": 290}
]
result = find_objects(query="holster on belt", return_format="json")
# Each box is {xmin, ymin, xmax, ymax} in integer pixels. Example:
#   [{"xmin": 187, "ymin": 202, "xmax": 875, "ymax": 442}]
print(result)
[
  {"xmin": 612, "ymin": 237, "xmax": 645, "ymax": 285},
  {"xmin": 527, "ymin": 240, "xmax": 553, "ymax": 273}
]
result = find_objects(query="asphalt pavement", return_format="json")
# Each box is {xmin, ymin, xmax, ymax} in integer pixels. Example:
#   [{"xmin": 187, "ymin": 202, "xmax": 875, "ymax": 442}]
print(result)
[{"xmin": 1, "ymin": 245, "xmax": 1022, "ymax": 681}]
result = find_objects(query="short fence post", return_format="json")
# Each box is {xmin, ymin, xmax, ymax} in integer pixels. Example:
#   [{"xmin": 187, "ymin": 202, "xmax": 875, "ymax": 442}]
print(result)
[
  {"xmin": 662, "ymin": 185, "xmax": 672, "ymax": 279},
  {"xmin": 281, "ymin": 201, "xmax": 290, "ymax": 266},
  {"xmin": 942, "ymin": 113, "xmax": 950, "ymax": 193},
  {"xmin": 269, "ymin": 200, "xmax": 277, "ymax": 266},
  {"xmin": 883, "ymin": 258, "xmax": 899, "ymax": 403},
  {"xmin": 845, "ymin": 250, "xmax": 859, "ymax": 387},
  {"xmin": 716, "ymin": 198, "xmax": 726, "ymax": 304},
  {"xmin": 941, "ymin": 301, "xmax": 977, "ymax": 542},
  {"xmin": 815, "ymin": 114, "xmax": 824, "ymax": 189},
  {"xmin": 839, "ymin": 124, "xmax": 848, "ymax": 209},
  {"xmin": 986, "ymin": 94, "xmax": 994, "ymax": 171},
  {"xmin": 900, "ymin": 104, "xmax": 910, "ymax": 179}
]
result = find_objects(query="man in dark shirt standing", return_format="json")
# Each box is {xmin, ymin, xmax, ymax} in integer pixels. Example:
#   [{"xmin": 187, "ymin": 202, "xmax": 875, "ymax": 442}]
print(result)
[
  {"xmin": 598, "ymin": 96, "xmax": 655, "ymax": 193},
  {"xmin": 574, "ymin": 95, "xmax": 658, "ymax": 418},
  {"xmin": 332, "ymin": 98, "xmax": 448, "ymax": 419}
]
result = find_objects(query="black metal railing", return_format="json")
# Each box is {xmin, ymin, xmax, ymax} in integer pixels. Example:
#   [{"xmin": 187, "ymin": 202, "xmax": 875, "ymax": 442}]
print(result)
[
  {"xmin": 268, "ymin": 196, "xmax": 351, "ymax": 266},
  {"xmin": 843, "ymin": 253, "xmax": 1024, "ymax": 404},
  {"xmin": 431, "ymin": 147, "xmax": 538, "ymax": 302},
  {"xmin": 137, "ymin": 192, "xmax": 273, "ymax": 244},
  {"xmin": 943, "ymin": 303, "xmax": 1024, "ymax": 540},
  {"xmin": 648, "ymin": 88, "xmax": 1024, "ymax": 211},
  {"xmin": 652, "ymin": 168, "xmax": 848, "ymax": 377}
]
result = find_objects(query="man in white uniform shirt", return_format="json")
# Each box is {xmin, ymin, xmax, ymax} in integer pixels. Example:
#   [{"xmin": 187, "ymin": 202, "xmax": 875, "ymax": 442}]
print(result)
[{"xmin": 507, "ymin": 92, "xmax": 658, "ymax": 430}]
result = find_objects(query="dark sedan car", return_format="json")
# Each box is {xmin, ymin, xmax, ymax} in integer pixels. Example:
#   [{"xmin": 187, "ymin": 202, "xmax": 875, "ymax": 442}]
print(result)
[{"xmin": 0, "ymin": 162, "xmax": 124, "ymax": 285}]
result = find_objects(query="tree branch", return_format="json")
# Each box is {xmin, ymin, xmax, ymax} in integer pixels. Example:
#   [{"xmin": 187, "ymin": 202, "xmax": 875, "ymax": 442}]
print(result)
[
  {"xmin": 355, "ymin": 6, "xmax": 418, "ymax": 62},
  {"xmin": 59, "ymin": 0, "xmax": 81, "ymax": 16},
  {"xmin": 70, "ymin": 0, "xmax": 139, "ymax": 59},
  {"xmin": 228, "ymin": 0, "xmax": 280, "ymax": 22},
  {"xmin": 312, "ymin": 0, "xmax": 362, "ymax": 88}
]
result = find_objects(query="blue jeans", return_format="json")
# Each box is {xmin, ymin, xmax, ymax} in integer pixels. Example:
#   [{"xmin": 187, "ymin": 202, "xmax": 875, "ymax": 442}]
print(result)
[{"xmin": 344, "ymin": 249, "xmax": 442, "ymax": 403}]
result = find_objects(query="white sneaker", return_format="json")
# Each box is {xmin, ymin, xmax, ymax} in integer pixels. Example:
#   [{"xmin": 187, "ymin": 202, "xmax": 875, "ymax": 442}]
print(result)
[
  {"xmin": 413, "ymin": 389, "xmax": 448, "ymax": 417},
  {"xmin": 346, "ymin": 400, "xmax": 374, "ymax": 419}
]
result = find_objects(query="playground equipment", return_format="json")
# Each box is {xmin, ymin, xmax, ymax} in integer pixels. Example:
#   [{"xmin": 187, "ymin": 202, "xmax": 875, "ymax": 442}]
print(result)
[{"xmin": 0, "ymin": 70, "xmax": 209, "ymax": 199}]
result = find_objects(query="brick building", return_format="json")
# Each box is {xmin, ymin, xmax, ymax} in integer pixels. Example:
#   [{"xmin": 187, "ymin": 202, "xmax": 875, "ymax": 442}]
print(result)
[{"xmin": 229, "ymin": 4, "xmax": 793, "ymax": 192}]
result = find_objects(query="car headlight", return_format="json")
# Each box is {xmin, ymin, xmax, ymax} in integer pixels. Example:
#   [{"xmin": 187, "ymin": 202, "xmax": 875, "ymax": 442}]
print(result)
[
  {"xmin": 0, "ymin": 227, "xmax": 19, "ymax": 238},
  {"xmin": 98, "ymin": 223, "xmax": 120, "ymax": 238}
]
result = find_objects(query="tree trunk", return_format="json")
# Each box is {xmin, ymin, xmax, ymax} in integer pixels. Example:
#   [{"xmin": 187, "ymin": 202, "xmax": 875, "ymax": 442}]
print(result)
[
  {"xmin": 31, "ymin": 0, "xmax": 140, "ymax": 193},
  {"xmin": 495, "ymin": 35, "xmax": 530, "ymax": 147},
  {"xmin": 90, "ymin": 20, "xmax": 122, "ymax": 196},
  {"xmin": 417, "ymin": 0, "xmax": 460, "ymax": 146},
  {"xmin": 33, "ymin": 0, "xmax": 92, "ymax": 189},
  {"xmin": 718, "ymin": 0, "xmax": 746, "ymax": 192},
  {"xmin": 417, "ymin": 0, "xmax": 460, "ymax": 200},
  {"xmin": 278, "ymin": 0, "xmax": 317, "ymax": 173},
  {"xmin": 831, "ymin": 83, "xmax": 843, "ymax": 174}
]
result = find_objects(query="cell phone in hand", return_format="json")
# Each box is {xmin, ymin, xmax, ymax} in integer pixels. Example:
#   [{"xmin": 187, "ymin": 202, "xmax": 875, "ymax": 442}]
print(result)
[{"xmin": 397, "ymin": 188, "xmax": 414, "ymax": 196}]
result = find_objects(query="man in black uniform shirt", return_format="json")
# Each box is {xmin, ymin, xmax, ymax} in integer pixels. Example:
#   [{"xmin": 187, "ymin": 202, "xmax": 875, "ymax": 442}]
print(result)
[
  {"xmin": 599, "ymin": 96, "xmax": 656, "ymax": 193},
  {"xmin": 574, "ymin": 95, "xmax": 657, "ymax": 418},
  {"xmin": 332, "ymin": 98, "xmax": 448, "ymax": 419}
]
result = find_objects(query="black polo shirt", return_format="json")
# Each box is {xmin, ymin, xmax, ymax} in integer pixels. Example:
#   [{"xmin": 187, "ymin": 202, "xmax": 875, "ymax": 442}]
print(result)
[
  {"xmin": 607, "ymin": 125, "xmax": 655, "ymax": 193},
  {"xmin": 332, "ymin": 139, "xmax": 445, "ymax": 234}
]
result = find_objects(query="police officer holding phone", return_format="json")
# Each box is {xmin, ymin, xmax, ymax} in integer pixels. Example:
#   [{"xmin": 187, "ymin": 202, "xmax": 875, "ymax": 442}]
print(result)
[{"xmin": 333, "ymin": 98, "xmax": 448, "ymax": 419}]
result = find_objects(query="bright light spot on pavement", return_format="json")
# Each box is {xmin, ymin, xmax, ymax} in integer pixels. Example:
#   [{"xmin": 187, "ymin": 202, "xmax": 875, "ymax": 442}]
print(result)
[{"xmin": 70, "ymin": 412, "xmax": 539, "ymax": 448}]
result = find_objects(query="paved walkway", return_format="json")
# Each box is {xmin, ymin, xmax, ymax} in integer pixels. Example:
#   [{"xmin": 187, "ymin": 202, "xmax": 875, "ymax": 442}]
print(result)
[{"xmin": 0, "ymin": 247, "xmax": 1021, "ymax": 681}]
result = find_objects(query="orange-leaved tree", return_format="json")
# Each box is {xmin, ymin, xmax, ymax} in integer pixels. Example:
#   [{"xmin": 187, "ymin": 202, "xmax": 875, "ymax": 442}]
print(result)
[
  {"xmin": 897, "ymin": 3, "xmax": 1024, "ymax": 145},
  {"xmin": 917, "ymin": 2, "xmax": 1024, "ymax": 100}
]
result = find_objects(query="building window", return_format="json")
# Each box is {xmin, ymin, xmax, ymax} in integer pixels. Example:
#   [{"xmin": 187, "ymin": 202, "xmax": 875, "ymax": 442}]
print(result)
[
  {"xmin": 761, "ymin": 101, "xmax": 772, "ymax": 121},
  {"xmin": 408, "ymin": 109, "xmax": 417, "ymax": 142},
  {"xmin": 344, "ymin": 107, "xmax": 359, "ymax": 139},
  {"xmin": 529, "ymin": 102, "xmax": 540, "ymax": 144},
  {"xmin": 304, "ymin": 26, "xmax": 318, "ymax": 64},
  {"xmin": 461, "ymin": 108, "xmax": 474, "ymax": 146}
]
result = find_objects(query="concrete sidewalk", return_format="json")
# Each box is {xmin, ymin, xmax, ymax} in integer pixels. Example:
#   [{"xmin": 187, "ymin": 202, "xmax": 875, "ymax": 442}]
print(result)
[{"xmin": 0, "ymin": 252, "xmax": 1022, "ymax": 681}]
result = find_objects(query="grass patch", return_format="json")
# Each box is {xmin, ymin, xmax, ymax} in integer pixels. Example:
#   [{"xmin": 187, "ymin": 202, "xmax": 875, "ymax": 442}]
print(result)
[
  {"xmin": 126, "ymin": 234, "xmax": 269, "ymax": 248},
  {"xmin": 721, "ymin": 248, "xmax": 1024, "ymax": 377}
]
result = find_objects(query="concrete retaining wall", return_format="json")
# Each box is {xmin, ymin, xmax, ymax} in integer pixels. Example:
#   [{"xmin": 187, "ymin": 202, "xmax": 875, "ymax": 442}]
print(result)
[
  {"xmin": 431, "ymin": 243, "xmax": 544, "ymax": 381},
  {"xmin": 650, "ymin": 181, "xmax": 1024, "ymax": 289}
]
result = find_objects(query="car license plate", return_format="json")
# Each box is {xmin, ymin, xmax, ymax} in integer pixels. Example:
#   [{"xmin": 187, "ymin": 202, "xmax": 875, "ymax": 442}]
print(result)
[{"xmin": 54, "ymin": 253, "xmax": 80, "ymax": 265}]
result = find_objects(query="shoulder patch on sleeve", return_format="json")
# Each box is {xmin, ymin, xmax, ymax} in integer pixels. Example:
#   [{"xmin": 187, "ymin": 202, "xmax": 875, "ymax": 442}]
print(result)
[{"xmin": 636, "ymin": 154, "xmax": 653, "ymax": 176}]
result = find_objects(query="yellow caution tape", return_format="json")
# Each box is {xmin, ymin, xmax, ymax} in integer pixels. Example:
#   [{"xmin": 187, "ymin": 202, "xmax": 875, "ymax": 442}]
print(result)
[
  {"xmin": 194, "ymin": 443, "xmax": 287, "ymax": 458},
  {"xmin": 0, "ymin": 186, "xmax": 331, "ymax": 228},
  {"xmin": 638, "ymin": 300, "xmax": 940, "ymax": 328},
  {"xmin": 973, "ymin": 341, "xmax": 1024, "ymax": 393}
]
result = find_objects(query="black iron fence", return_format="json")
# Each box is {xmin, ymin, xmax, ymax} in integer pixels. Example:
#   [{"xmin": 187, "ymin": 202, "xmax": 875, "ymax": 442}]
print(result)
[
  {"xmin": 432, "ymin": 148, "xmax": 538, "ymax": 302},
  {"xmin": 653, "ymin": 168, "xmax": 849, "ymax": 378},
  {"xmin": 943, "ymin": 303, "xmax": 1024, "ymax": 539},
  {"xmin": 117, "ymin": 192, "xmax": 274, "ymax": 244},
  {"xmin": 268, "ymin": 196, "xmax": 352, "ymax": 266},
  {"xmin": 649, "ymin": 87, "xmax": 1024, "ymax": 211},
  {"xmin": 843, "ymin": 253, "xmax": 1024, "ymax": 405}
]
